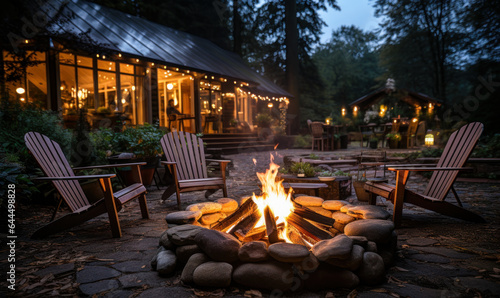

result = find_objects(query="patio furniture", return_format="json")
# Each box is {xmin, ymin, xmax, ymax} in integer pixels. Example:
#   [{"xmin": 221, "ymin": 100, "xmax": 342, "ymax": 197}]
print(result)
[
  {"xmin": 364, "ymin": 122, "xmax": 486, "ymax": 227},
  {"xmin": 160, "ymin": 131, "xmax": 230, "ymax": 209},
  {"xmin": 402, "ymin": 119, "xmax": 419, "ymax": 148},
  {"xmin": 25, "ymin": 132, "xmax": 149, "ymax": 239},
  {"xmin": 415, "ymin": 121, "xmax": 426, "ymax": 146},
  {"xmin": 310, "ymin": 122, "xmax": 328, "ymax": 151}
]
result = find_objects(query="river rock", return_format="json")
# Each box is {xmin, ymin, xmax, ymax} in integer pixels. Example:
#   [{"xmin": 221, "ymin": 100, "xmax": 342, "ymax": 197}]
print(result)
[
  {"xmin": 348, "ymin": 236, "xmax": 368, "ymax": 247},
  {"xmin": 304, "ymin": 263, "xmax": 360, "ymax": 290},
  {"xmin": 186, "ymin": 202, "xmax": 222, "ymax": 215},
  {"xmin": 176, "ymin": 244, "xmax": 202, "ymax": 264},
  {"xmin": 344, "ymin": 219, "xmax": 394, "ymax": 244},
  {"xmin": 322, "ymin": 200, "xmax": 350, "ymax": 211},
  {"xmin": 366, "ymin": 241, "xmax": 378, "ymax": 253},
  {"xmin": 165, "ymin": 210, "xmax": 202, "ymax": 224},
  {"xmin": 311, "ymin": 234, "xmax": 353, "ymax": 261},
  {"xmin": 193, "ymin": 261, "xmax": 233, "ymax": 288},
  {"xmin": 308, "ymin": 206, "xmax": 333, "ymax": 218},
  {"xmin": 159, "ymin": 230, "xmax": 175, "ymax": 249},
  {"xmin": 340, "ymin": 204, "xmax": 354, "ymax": 213},
  {"xmin": 346, "ymin": 205, "xmax": 390, "ymax": 220},
  {"xmin": 295, "ymin": 196, "xmax": 324, "ymax": 207},
  {"xmin": 150, "ymin": 246, "xmax": 166, "ymax": 270},
  {"xmin": 195, "ymin": 229, "xmax": 241, "ymax": 262},
  {"xmin": 327, "ymin": 245, "xmax": 364, "ymax": 271},
  {"xmin": 357, "ymin": 252, "xmax": 386, "ymax": 285},
  {"xmin": 216, "ymin": 198, "xmax": 239, "ymax": 213},
  {"xmin": 268, "ymin": 243, "xmax": 310, "ymax": 263},
  {"xmin": 332, "ymin": 211, "xmax": 356, "ymax": 225},
  {"xmin": 200, "ymin": 213, "xmax": 223, "ymax": 225},
  {"xmin": 167, "ymin": 225, "xmax": 205, "ymax": 246},
  {"xmin": 294, "ymin": 253, "xmax": 320, "ymax": 273},
  {"xmin": 238, "ymin": 241, "xmax": 268, "ymax": 262},
  {"xmin": 156, "ymin": 250, "xmax": 177, "ymax": 275},
  {"xmin": 181, "ymin": 253, "xmax": 210, "ymax": 284},
  {"xmin": 232, "ymin": 261, "xmax": 294, "ymax": 291}
]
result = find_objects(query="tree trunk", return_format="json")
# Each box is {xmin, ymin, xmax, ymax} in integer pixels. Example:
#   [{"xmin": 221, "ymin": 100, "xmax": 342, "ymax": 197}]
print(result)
[
  {"xmin": 285, "ymin": 0, "xmax": 300, "ymax": 134},
  {"xmin": 233, "ymin": 0, "xmax": 242, "ymax": 56}
]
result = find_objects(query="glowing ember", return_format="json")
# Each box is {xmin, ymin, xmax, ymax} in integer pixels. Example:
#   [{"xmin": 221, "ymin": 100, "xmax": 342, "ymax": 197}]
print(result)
[
  {"xmin": 251, "ymin": 155, "xmax": 294, "ymax": 242},
  {"xmin": 252, "ymin": 158, "xmax": 257, "ymax": 165}
]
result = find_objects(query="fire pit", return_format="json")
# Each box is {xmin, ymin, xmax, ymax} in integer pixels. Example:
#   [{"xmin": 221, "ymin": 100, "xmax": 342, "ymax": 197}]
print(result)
[{"xmin": 153, "ymin": 159, "xmax": 396, "ymax": 292}]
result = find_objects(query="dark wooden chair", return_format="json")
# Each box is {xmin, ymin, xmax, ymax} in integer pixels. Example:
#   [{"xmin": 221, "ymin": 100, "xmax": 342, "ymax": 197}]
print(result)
[
  {"xmin": 364, "ymin": 122, "xmax": 486, "ymax": 227},
  {"xmin": 310, "ymin": 122, "xmax": 328, "ymax": 151},
  {"xmin": 415, "ymin": 121, "xmax": 426, "ymax": 146},
  {"xmin": 25, "ymin": 132, "xmax": 149, "ymax": 239},
  {"xmin": 160, "ymin": 131, "xmax": 230, "ymax": 209},
  {"xmin": 402, "ymin": 119, "xmax": 419, "ymax": 148}
]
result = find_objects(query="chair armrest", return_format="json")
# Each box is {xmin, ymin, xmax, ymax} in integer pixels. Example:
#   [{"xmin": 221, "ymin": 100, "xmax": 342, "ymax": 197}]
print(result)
[
  {"xmin": 34, "ymin": 174, "xmax": 116, "ymax": 181},
  {"xmin": 388, "ymin": 167, "xmax": 473, "ymax": 172},
  {"xmin": 73, "ymin": 162, "xmax": 146, "ymax": 171},
  {"xmin": 385, "ymin": 164, "xmax": 436, "ymax": 168},
  {"xmin": 206, "ymin": 159, "xmax": 231, "ymax": 164},
  {"xmin": 161, "ymin": 161, "xmax": 177, "ymax": 166}
]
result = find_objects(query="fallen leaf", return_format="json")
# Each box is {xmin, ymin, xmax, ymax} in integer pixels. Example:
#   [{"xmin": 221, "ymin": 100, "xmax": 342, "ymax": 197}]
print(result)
[
  {"xmin": 370, "ymin": 288, "xmax": 389, "ymax": 293},
  {"xmin": 389, "ymin": 292, "xmax": 401, "ymax": 298},
  {"xmin": 490, "ymin": 274, "xmax": 500, "ymax": 278},
  {"xmin": 244, "ymin": 289, "xmax": 262, "ymax": 297},
  {"xmin": 347, "ymin": 289, "xmax": 357, "ymax": 298},
  {"xmin": 394, "ymin": 266, "xmax": 409, "ymax": 272},
  {"xmin": 493, "ymin": 268, "xmax": 500, "ymax": 274}
]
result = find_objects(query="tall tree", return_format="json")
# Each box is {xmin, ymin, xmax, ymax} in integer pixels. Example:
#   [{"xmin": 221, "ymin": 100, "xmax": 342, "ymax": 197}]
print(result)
[{"xmin": 374, "ymin": 0, "xmax": 468, "ymax": 103}]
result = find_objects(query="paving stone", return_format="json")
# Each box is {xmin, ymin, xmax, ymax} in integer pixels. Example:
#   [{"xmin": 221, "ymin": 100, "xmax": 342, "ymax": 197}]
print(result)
[
  {"xmin": 193, "ymin": 261, "xmax": 233, "ymax": 287},
  {"xmin": 216, "ymin": 198, "xmax": 239, "ymax": 213},
  {"xmin": 119, "ymin": 237, "xmax": 159, "ymax": 251},
  {"xmin": 458, "ymin": 276, "xmax": 500, "ymax": 295},
  {"xmin": 322, "ymin": 200, "xmax": 350, "ymax": 211},
  {"xmin": 238, "ymin": 241, "xmax": 269, "ymax": 262},
  {"xmin": 136, "ymin": 286, "xmax": 194, "ymax": 298},
  {"xmin": 311, "ymin": 234, "xmax": 353, "ymax": 261},
  {"xmin": 34, "ymin": 263, "xmax": 74, "ymax": 277},
  {"xmin": 410, "ymin": 253, "xmax": 451, "ymax": 264},
  {"xmin": 165, "ymin": 210, "xmax": 202, "ymax": 224},
  {"xmin": 103, "ymin": 290, "xmax": 136, "ymax": 298},
  {"xmin": 186, "ymin": 202, "xmax": 222, "ymax": 214},
  {"xmin": 406, "ymin": 237, "xmax": 439, "ymax": 247},
  {"xmin": 79, "ymin": 279, "xmax": 120, "ymax": 296},
  {"xmin": 111, "ymin": 260, "xmax": 150, "ymax": 273},
  {"xmin": 76, "ymin": 266, "xmax": 121, "ymax": 284},
  {"xmin": 344, "ymin": 219, "xmax": 395, "ymax": 244},
  {"xmin": 295, "ymin": 196, "xmax": 324, "ymax": 207},
  {"xmin": 384, "ymin": 283, "xmax": 444, "ymax": 298},
  {"xmin": 346, "ymin": 205, "xmax": 391, "ymax": 220},
  {"xmin": 268, "ymin": 242, "xmax": 310, "ymax": 263},
  {"xmin": 167, "ymin": 224, "xmax": 205, "ymax": 246},
  {"xmin": 102, "ymin": 251, "xmax": 145, "ymax": 262},
  {"xmin": 118, "ymin": 271, "xmax": 166, "ymax": 288},
  {"xmin": 414, "ymin": 246, "xmax": 473, "ymax": 259}
]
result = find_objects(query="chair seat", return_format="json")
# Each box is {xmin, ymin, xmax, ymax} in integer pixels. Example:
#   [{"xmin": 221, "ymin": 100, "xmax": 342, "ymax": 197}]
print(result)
[
  {"xmin": 115, "ymin": 183, "xmax": 147, "ymax": 204},
  {"xmin": 179, "ymin": 178, "xmax": 224, "ymax": 188}
]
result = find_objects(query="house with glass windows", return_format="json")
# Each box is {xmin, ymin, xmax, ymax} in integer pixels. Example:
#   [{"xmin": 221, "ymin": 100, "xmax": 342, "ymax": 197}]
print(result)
[{"xmin": 2, "ymin": 0, "xmax": 291, "ymax": 135}]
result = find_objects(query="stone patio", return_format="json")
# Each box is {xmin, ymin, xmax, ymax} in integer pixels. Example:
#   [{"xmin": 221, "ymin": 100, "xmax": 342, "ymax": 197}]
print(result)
[{"xmin": 2, "ymin": 148, "xmax": 500, "ymax": 297}]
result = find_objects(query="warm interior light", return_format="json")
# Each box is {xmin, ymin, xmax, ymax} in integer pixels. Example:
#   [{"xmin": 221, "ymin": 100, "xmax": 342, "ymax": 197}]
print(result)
[
  {"xmin": 341, "ymin": 108, "xmax": 346, "ymax": 116},
  {"xmin": 16, "ymin": 87, "xmax": 25, "ymax": 94},
  {"xmin": 425, "ymin": 133, "xmax": 434, "ymax": 146},
  {"xmin": 121, "ymin": 98, "xmax": 126, "ymax": 104},
  {"xmin": 354, "ymin": 106, "xmax": 358, "ymax": 112},
  {"xmin": 132, "ymin": 86, "xmax": 136, "ymax": 91},
  {"xmin": 19, "ymin": 97, "xmax": 25, "ymax": 102},
  {"xmin": 268, "ymin": 103, "xmax": 273, "ymax": 108},
  {"xmin": 167, "ymin": 83, "xmax": 174, "ymax": 90}
]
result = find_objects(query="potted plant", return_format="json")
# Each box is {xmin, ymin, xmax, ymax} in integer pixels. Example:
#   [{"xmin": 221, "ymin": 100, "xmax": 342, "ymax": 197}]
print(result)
[
  {"xmin": 289, "ymin": 162, "xmax": 316, "ymax": 178},
  {"xmin": 369, "ymin": 137, "xmax": 378, "ymax": 149},
  {"xmin": 318, "ymin": 170, "xmax": 336, "ymax": 181},
  {"xmin": 386, "ymin": 133, "xmax": 401, "ymax": 149}
]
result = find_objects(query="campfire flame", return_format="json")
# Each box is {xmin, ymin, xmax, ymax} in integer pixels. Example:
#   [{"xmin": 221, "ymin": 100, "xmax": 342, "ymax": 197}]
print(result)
[{"xmin": 252, "ymin": 155, "xmax": 294, "ymax": 242}]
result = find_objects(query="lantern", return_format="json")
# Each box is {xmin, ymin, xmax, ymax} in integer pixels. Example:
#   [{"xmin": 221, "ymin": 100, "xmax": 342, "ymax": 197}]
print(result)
[{"xmin": 425, "ymin": 132, "xmax": 434, "ymax": 146}]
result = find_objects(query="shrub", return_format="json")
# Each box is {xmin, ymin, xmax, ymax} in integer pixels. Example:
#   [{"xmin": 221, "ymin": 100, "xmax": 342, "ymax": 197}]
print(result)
[
  {"xmin": 289, "ymin": 162, "xmax": 316, "ymax": 177},
  {"xmin": 255, "ymin": 113, "xmax": 274, "ymax": 128},
  {"xmin": 293, "ymin": 134, "xmax": 312, "ymax": 148}
]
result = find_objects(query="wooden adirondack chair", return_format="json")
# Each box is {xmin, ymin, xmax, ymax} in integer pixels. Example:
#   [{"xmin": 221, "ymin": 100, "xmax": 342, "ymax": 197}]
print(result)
[
  {"xmin": 25, "ymin": 132, "xmax": 149, "ymax": 239},
  {"xmin": 160, "ymin": 131, "xmax": 230, "ymax": 209},
  {"xmin": 364, "ymin": 122, "xmax": 486, "ymax": 227}
]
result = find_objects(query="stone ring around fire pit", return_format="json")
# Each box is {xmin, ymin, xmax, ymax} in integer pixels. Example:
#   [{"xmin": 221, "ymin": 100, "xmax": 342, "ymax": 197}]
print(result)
[{"xmin": 153, "ymin": 196, "xmax": 397, "ymax": 292}]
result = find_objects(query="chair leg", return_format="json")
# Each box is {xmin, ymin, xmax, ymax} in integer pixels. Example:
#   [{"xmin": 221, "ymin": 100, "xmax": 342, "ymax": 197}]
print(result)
[
  {"xmin": 138, "ymin": 193, "xmax": 149, "ymax": 219},
  {"xmin": 175, "ymin": 191, "xmax": 182, "ymax": 210},
  {"xmin": 100, "ymin": 178, "xmax": 122, "ymax": 238},
  {"xmin": 222, "ymin": 185, "xmax": 228, "ymax": 197}
]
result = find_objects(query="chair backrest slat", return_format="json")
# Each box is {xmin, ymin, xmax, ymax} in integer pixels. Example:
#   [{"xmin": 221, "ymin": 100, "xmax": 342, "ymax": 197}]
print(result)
[
  {"xmin": 25, "ymin": 132, "xmax": 89, "ymax": 211},
  {"xmin": 310, "ymin": 122, "xmax": 324, "ymax": 138},
  {"xmin": 424, "ymin": 122, "xmax": 483, "ymax": 200},
  {"xmin": 161, "ymin": 132, "xmax": 207, "ymax": 181}
]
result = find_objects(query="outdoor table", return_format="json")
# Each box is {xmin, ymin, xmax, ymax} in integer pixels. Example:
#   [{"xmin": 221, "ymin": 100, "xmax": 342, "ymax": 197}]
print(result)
[{"xmin": 281, "ymin": 174, "xmax": 352, "ymax": 200}]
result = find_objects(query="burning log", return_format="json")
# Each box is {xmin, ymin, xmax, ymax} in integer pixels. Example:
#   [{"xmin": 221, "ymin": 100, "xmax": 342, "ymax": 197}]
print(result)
[
  {"xmin": 264, "ymin": 205, "xmax": 281, "ymax": 243},
  {"xmin": 287, "ymin": 212, "xmax": 333, "ymax": 243},
  {"xmin": 287, "ymin": 225, "xmax": 309, "ymax": 248},
  {"xmin": 212, "ymin": 198, "xmax": 257, "ymax": 232},
  {"xmin": 228, "ymin": 208, "xmax": 261, "ymax": 238},
  {"xmin": 292, "ymin": 206, "xmax": 334, "ymax": 226}
]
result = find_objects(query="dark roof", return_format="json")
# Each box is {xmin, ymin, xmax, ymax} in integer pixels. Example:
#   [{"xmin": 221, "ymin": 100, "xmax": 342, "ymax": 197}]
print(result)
[
  {"xmin": 43, "ymin": 0, "xmax": 291, "ymax": 98},
  {"xmin": 349, "ymin": 87, "xmax": 442, "ymax": 109}
]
